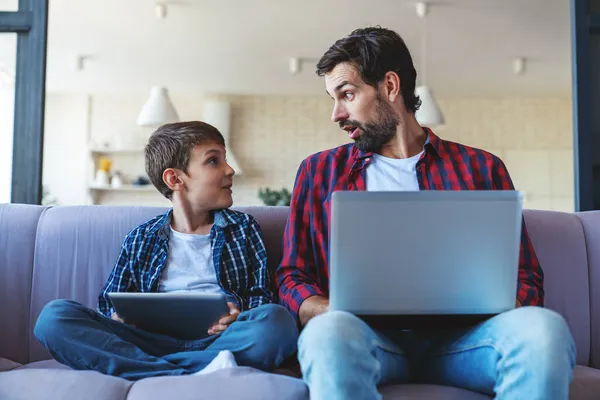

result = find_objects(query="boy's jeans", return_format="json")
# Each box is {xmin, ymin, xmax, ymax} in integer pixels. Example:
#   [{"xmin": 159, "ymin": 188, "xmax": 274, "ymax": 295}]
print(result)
[
  {"xmin": 34, "ymin": 299, "xmax": 298, "ymax": 381},
  {"xmin": 298, "ymin": 307, "xmax": 576, "ymax": 400}
]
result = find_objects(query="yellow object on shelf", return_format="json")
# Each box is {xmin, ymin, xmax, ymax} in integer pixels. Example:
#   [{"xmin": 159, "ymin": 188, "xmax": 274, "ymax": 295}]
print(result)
[{"xmin": 98, "ymin": 157, "xmax": 112, "ymax": 172}]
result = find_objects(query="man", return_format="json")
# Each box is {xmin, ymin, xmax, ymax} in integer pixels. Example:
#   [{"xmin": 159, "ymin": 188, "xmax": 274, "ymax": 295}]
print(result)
[{"xmin": 275, "ymin": 27, "xmax": 576, "ymax": 400}]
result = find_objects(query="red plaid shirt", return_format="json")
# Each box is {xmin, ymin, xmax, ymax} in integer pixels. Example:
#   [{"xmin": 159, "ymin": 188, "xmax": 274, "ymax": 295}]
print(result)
[{"xmin": 275, "ymin": 128, "xmax": 544, "ymax": 323}]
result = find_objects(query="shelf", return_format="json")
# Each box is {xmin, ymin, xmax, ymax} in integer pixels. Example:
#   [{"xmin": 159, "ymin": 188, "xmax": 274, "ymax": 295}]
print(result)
[{"xmin": 89, "ymin": 184, "xmax": 155, "ymax": 192}]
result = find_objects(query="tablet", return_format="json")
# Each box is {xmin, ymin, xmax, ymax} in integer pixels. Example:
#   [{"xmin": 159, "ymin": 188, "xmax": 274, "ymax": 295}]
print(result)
[{"xmin": 108, "ymin": 291, "xmax": 230, "ymax": 340}]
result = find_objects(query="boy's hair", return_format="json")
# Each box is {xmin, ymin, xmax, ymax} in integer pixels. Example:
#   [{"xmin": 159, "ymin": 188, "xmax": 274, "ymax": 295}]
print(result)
[
  {"xmin": 145, "ymin": 121, "xmax": 225, "ymax": 199},
  {"xmin": 316, "ymin": 26, "xmax": 421, "ymax": 113}
]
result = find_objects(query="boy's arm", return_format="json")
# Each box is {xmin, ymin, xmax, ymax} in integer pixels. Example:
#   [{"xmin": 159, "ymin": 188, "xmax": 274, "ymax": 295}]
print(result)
[
  {"xmin": 275, "ymin": 159, "xmax": 326, "ymax": 324},
  {"xmin": 97, "ymin": 243, "xmax": 135, "ymax": 318},
  {"xmin": 491, "ymin": 156, "xmax": 544, "ymax": 307},
  {"xmin": 246, "ymin": 216, "xmax": 274, "ymax": 309}
]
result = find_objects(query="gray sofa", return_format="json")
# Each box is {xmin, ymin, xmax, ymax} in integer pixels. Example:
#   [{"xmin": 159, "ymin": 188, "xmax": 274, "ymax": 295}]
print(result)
[{"xmin": 0, "ymin": 203, "xmax": 599, "ymax": 399}]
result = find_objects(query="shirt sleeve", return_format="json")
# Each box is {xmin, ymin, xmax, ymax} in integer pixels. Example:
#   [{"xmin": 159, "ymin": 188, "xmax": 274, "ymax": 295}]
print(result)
[
  {"xmin": 246, "ymin": 216, "xmax": 274, "ymax": 309},
  {"xmin": 491, "ymin": 156, "xmax": 544, "ymax": 306},
  {"xmin": 275, "ymin": 158, "xmax": 326, "ymax": 322},
  {"xmin": 97, "ymin": 241, "xmax": 136, "ymax": 318}
]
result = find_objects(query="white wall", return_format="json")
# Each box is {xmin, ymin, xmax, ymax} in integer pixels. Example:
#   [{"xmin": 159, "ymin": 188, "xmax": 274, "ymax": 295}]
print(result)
[
  {"xmin": 41, "ymin": 93, "xmax": 575, "ymax": 211},
  {"xmin": 0, "ymin": 88, "xmax": 14, "ymax": 203},
  {"xmin": 42, "ymin": 93, "xmax": 90, "ymax": 205}
]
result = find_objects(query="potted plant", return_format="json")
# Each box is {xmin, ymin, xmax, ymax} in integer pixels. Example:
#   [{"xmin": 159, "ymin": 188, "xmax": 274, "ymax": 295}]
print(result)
[{"xmin": 258, "ymin": 187, "xmax": 292, "ymax": 206}]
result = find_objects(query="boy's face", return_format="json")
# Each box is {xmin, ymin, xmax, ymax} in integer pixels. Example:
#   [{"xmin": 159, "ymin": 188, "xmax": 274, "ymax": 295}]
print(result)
[{"xmin": 178, "ymin": 142, "xmax": 234, "ymax": 209}]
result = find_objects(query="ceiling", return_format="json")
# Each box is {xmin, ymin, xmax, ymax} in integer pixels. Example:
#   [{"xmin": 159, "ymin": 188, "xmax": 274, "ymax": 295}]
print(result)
[{"xmin": 0, "ymin": 0, "xmax": 573, "ymax": 97}]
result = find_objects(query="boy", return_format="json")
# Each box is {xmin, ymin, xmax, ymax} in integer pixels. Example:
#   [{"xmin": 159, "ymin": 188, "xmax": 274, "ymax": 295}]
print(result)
[{"xmin": 34, "ymin": 121, "xmax": 298, "ymax": 381}]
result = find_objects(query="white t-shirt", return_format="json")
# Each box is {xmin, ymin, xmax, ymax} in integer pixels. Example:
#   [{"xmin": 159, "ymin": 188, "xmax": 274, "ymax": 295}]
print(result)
[
  {"xmin": 157, "ymin": 227, "xmax": 223, "ymax": 294},
  {"xmin": 365, "ymin": 150, "xmax": 423, "ymax": 191}
]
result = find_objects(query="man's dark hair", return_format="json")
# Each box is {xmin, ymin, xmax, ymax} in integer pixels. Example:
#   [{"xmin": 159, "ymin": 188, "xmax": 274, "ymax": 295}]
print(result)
[
  {"xmin": 316, "ymin": 26, "xmax": 421, "ymax": 113},
  {"xmin": 145, "ymin": 121, "xmax": 225, "ymax": 199}
]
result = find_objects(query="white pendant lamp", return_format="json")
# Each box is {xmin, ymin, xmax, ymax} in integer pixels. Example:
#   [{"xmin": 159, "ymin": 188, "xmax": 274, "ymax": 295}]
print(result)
[
  {"xmin": 137, "ymin": 86, "xmax": 180, "ymax": 127},
  {"xmin": 414, "ymin": 2, "xmax": 444, "ymax": 126},
  {"xmin": 202, "ymin": 99, "xmax": 243, "ymax": 175},
  {"xmin": 415, "ymin": 86, "xmax": 444, "ymax": 126}
]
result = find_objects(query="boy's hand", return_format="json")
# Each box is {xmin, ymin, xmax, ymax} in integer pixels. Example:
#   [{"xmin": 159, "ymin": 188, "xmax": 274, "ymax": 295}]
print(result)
[
  {"xmin": 111, "ymin": 312, "xmax": 125, "ymax": 323},
  {"xmin": 111, "ymin": 312, "xmax": 135, "ymax": 327},
  {"xmin": 208, "ymin": 302, "xmax": 240, "ymax": 335}
]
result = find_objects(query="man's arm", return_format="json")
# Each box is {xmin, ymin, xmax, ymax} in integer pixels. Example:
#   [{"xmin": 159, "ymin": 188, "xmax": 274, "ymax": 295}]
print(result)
[
  {"xmin": 245, "ymin": 216, "xmax": 274, "ymax": 309},
  {"xmin": 275, "ymin": 159, "xmax": 327, "ymax": 325},
  {"xmin": 299, "ymin": 295, "xmax": 329, "ymax": 326},
  {"xmin": 97, "ymin": 242, "xmax": 135, "ymax": 318},
  {"xmin": 491, "ymin": 156, "xmax": 544, "ymax": 307}
]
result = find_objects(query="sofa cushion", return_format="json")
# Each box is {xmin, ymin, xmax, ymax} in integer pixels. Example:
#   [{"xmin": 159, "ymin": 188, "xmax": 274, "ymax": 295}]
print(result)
[
  {"xmin": 0, "ymin": 368, "xmax": 133, "ymax": 400},
  {"xmin": 571, "ymin": 365, "xmax": 600, "ymax": 400},
  {"xmin": 0, "ymin": 357, "xmax": 21, "ymax": 372},
  {"xmin": 15, "ymin": 359, "xmax": 69, "ymax": 370},
  {"xmin": 380, "ymin": 384, "xmax": 490, "ymax": 399},
  {"xmin": 0, "ymin": 204, "xmax": 48, "ymax": 364},
  {"xmin": 126, "ymin": 366, "xmax": 308, "ymax": 400},
  {"xmin": 523, "ymin": 210, "xmax": 591, "ymax": 365}
]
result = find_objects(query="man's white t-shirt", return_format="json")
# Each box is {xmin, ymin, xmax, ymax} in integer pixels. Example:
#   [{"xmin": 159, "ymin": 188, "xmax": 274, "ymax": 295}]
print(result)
[
  {"xmin": 365, "ymin": 150, "xmax": 424, "ymax": 192},
  {"xmin": 157, "ymin": 227, "xmax": 223, "ymax": 294}
]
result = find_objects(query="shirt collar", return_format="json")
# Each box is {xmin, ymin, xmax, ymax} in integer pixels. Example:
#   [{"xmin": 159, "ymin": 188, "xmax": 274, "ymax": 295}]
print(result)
[{"xmin": 146, "ymin": 208, "xmax": 238, "ymax": 238}]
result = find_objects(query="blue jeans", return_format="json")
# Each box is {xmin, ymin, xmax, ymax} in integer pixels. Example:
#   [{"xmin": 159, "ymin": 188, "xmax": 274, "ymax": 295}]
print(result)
[
  {"xmin": 34, "ymin": 299, "xmax": 298, "ymax": 381},
  {"xmin": 298, "ymin": 307, "xmax": 576, "ymax": 400}
]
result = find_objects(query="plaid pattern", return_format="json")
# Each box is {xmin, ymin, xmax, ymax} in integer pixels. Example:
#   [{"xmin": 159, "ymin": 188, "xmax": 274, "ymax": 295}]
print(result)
[
  {"xmin": 98, "ymin": 208, "xmax": 272, "ymax": 317},
  {"xmin": 276, "ymin": 128, "xmax": 544, "ymax": 323}
]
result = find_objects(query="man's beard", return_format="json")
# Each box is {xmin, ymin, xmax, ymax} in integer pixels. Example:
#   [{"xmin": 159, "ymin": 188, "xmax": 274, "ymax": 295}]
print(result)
[{"xmin": 340, "ymin": 98, "xmax": 400, "ymax": 153}]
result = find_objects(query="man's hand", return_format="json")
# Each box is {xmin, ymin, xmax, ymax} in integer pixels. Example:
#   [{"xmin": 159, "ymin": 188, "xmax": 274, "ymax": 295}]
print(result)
[
  {"xmin": 515, "ymin": 299, "xmax": 522, "ymax": 308},
  {"xmin": 299, "ymin": 295, "xmax": 329, "ymax": 327},
  {"xmin": 208, "ymin": 302, "xmax": 240, "ymax": 335}
]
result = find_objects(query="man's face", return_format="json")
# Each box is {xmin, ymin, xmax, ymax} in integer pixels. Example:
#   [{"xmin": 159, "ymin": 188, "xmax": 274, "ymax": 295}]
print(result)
[{"xmin": 325, "ymin": 62, "xmax": 399, "ymax": 153}]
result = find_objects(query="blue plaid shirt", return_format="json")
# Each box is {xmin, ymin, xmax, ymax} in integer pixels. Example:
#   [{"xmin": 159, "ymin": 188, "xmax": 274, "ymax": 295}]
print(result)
[{"xmin": 98, "ymin": 208, "xmax": 273, "ymax": 317}]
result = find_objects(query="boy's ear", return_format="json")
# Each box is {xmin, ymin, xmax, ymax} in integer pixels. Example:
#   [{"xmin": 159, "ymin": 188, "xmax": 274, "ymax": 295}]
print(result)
[{"xmin": 162, "ymin": 168, "xmax": 185, "ymax": 193}]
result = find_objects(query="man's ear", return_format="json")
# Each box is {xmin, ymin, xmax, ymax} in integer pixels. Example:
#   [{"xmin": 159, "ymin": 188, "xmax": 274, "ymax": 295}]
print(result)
[
  {"xmin": 162, "ymin": 168, "xmax": 185, "ymax": 193},
  {"xmin": 382, "ymin": 71, "xmax": 401, "ymax": 103}
]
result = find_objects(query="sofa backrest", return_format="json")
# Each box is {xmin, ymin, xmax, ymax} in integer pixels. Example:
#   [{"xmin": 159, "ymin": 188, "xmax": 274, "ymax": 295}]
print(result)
[
  {"xmin": 0, "ymin": 203, "xmax": 597, "ymax": 367},
  {"xmin": 25, "ymin": 205, "xmax": 289, "ymax": 362},
  {"xmin": 523, "ymin": 210, "xmax": 591, "ymax": 366},
  {"xmin": 0, "ymin": 204, "xmax": 48, "ymax": 364},
  {"xmin": 576, "ymin": 211, "xmax": 600, "ymax": 368}
]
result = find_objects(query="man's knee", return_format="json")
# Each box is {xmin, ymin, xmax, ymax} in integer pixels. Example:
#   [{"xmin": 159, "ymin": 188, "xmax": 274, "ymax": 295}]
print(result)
[
  {"xmin": 298, "ymin": 311, "xmax": 371, "ymax": 357},
  {"xmin": 34, "ymin": 299, "xmax": 85, "ymax": 342},
  {"xmin": 507, "ymin": 307, "xmax": 576, "ymax": 365}
]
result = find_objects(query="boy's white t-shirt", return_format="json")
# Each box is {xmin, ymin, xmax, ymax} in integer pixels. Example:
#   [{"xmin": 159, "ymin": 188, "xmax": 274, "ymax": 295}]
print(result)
[{"xmin": 157, "ymin": 227, "xmax": 223, "ymax": 294}]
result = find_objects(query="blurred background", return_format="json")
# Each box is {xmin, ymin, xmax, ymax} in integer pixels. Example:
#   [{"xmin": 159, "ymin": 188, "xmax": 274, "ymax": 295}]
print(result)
[{"xmin": 2, "ymin": 0, "xmax": 598, "ymax": 211}]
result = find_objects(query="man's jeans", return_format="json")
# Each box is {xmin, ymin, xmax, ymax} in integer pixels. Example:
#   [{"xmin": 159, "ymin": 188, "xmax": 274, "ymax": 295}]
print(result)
[
  {"xmin": 298, "ymin": 306, "xmax": 576, "ymax": 400},
  {"xmin": 34, "ymin": 299, "xmax": 298, "ymax": 381}
]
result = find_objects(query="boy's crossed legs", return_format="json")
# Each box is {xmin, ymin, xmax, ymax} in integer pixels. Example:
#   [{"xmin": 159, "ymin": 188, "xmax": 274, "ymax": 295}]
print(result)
[{"xmin": 34, "ymin": 299, "xmax": 298, "ymax": 381}]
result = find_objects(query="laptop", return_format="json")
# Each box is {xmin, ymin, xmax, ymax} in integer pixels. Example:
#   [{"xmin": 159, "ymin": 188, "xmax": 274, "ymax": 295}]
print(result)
[
  {"xmin": 108, "ymin": 291, "xmax": 230, "ymax": 340},
  {"xmin": 329, "ymin": 190, "xmax": 523, "ymax": 329}
]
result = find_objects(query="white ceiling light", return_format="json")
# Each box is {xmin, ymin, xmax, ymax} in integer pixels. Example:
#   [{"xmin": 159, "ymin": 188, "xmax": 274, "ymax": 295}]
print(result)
[
  {"xmin": 136, "ymin": 86, "xmax": 180, "ymax": 127},
  {"xmin": 202, "ymin": 99, "xmax": 243, "ymax": 175},
  {"xmin": 513, "ymin": 57, "xmax": 526, "ymax": 75},
  {"xmin": 414, "ymin": 2, "xmax": 445, "ymax": 127},
  {"xmin": 155, "ymin": 2, "xmax": 168, "ymax": 19},
  {"xmin": 289, "ymin": 57, "xmax": 301, "ymax": 75}
]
